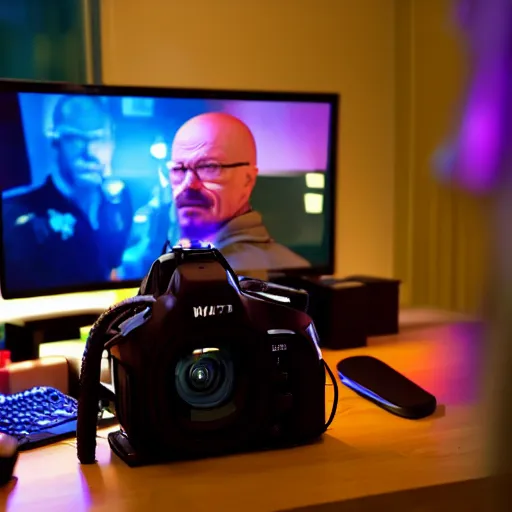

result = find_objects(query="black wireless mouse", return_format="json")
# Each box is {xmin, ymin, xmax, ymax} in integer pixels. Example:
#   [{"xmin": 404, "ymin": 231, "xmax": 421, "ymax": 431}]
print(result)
[{"xmin": 0, "ymin": 433, "xmax": 18, "ymax": 487}]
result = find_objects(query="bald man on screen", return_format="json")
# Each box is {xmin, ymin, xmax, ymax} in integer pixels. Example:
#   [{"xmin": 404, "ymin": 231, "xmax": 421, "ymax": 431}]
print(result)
[{"xmin": 168, "ymin": 112, "xmax": 309, "ymax": 276}]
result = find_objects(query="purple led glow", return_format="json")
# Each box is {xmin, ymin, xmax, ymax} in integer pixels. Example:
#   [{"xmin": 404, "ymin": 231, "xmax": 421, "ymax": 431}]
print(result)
[
  {"xmin": 211, "ymin": 100, "xmax": 332, "ymax": 175},
  {"xmin": 456, "ymin": 66, "xmax": 505, "ymax": 190},
  {"xmin": 438, "ymin": 0, "xmax": 512, "ymax": 192}
]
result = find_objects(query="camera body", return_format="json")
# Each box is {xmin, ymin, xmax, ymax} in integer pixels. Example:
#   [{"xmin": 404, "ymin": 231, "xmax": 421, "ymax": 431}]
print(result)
[{"xmin": 77, "ymin": 245, "xmax": 329, "ymax": 467}]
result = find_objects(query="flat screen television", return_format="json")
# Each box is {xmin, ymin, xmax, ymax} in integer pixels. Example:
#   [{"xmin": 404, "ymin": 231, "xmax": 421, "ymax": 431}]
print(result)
[{"xmin": 0, "ymin": 80, "xmax": 339, "ymax": 300}]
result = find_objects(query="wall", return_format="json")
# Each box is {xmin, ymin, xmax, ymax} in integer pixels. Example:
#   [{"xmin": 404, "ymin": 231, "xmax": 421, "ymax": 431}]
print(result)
[
  {"xmin": 100, "ymin": 0, "xmax": 396, "ymax": 278},
  {"xmin": 394, "ymin": 0, "xmax": 490, "ymax": 312},
  {"xmin": 0, "ymin": 0, "xmax": 487, "ymax": 313}
]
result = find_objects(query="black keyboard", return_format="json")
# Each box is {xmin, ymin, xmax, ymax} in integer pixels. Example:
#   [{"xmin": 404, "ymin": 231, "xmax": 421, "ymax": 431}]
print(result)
[{"xmin": 0, "ymin": 386, "xmax": 78, "ymax": 450}]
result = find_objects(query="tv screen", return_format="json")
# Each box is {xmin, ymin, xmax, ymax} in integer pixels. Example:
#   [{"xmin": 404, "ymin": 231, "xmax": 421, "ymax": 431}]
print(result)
[{"xmin": 0, "ymin": 81, "xmax": 338, "ymax": 299}]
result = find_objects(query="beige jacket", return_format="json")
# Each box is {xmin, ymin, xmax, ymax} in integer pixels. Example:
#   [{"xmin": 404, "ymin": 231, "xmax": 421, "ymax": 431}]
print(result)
[{"xmin": 213, "ymin": 210, "xmax": 310, "ymax": 279}]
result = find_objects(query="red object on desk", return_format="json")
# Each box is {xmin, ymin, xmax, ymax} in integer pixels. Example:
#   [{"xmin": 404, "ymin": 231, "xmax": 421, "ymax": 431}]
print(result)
[
  {"xmin": 0, "ymin": 350, "xmax": 11, "ymax": 394},
  {"xmin": 0, "ymin": 350, "xmax": 11, "ymax": 369}
]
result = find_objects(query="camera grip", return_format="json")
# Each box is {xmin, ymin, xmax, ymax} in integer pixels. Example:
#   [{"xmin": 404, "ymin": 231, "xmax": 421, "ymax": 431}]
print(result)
[{"xmin": 76, "ymin": 296, "xmax": 155, "ymax": 464}]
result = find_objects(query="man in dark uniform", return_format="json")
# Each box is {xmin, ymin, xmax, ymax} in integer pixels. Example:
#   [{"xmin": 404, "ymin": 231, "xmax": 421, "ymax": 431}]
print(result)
[{"xmin": 1, "ymin": 95, "xmax": 133, "ymax": 294}]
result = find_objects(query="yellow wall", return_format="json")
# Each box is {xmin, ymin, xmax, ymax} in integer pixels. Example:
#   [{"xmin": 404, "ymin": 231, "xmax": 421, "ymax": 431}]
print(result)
[
  {"xmin": 394, "ymin": 0, "xmax": 490, "ymax": 312},
  {"xmin": 1, "ymin": 0, "xmax": 486, "ymax": 314},
  {"xmin": 100, "ymin": 0, "xmax": 396, "ymax": 278}
]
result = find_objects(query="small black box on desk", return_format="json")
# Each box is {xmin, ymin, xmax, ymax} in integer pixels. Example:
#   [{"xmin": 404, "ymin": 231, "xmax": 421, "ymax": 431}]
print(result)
[
  {"xmin": 342, "ymin": 275, "xmax": 401, "ymax": 336},
  {"xmin": 270, "ymin": 275, "xmax": 401, "ymax": 350},
  {"xmin": 270, "ymin": 276, "xmax": 367, "ymax": 350}
]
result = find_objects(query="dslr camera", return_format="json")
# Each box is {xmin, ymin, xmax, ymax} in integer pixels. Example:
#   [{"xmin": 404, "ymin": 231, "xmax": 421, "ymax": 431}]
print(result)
[{"xmin": 77, "ymin": 244, "xmax": 338, "ymax": 466}]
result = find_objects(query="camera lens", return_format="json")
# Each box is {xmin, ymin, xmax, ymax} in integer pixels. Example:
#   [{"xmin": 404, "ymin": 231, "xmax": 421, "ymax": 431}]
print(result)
[
  {"xmin": 175, "ymin": 348, "xmax": 234, "ymax": 410},
  {"xmin": 189, "ymin": 363, "xmax": 212, "ymax": 391}
]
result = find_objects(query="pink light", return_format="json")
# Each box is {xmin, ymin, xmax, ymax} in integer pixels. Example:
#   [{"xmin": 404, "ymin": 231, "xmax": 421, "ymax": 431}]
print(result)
[
  {"xmin": 452, "ymin": 62, "xmax": 507, "ymax": 192},
  {"xmin": 211, "ymin": 100, "xmax": 332, "ymax": 174}
]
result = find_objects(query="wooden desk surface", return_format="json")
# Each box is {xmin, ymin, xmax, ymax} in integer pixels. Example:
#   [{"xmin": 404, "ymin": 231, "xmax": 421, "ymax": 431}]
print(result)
[{"xmin": 1, "ymin": 315, "xmax": 487, "ymax": 512}]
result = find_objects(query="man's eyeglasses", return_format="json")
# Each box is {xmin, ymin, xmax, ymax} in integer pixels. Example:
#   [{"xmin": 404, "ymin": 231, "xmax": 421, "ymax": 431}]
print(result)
[{"xmin": 168, "ymin": 161, "xmax": 250, "ymax": 182}]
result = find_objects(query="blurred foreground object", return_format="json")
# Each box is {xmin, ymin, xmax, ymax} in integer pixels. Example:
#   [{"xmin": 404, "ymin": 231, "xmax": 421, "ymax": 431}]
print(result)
[
  {"xmin": 439, "ymin": 0, "xmax": 512, "ymax": 508},
  {"xmin": 438, "ymin": 0, "xmax": 512, "ymax": 193}
]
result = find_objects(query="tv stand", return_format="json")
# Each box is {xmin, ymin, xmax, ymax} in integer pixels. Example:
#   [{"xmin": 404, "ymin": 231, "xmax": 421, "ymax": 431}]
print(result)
[{"xmin": 0, "ymin": 291, "xmax": 121, "ymax": 362}]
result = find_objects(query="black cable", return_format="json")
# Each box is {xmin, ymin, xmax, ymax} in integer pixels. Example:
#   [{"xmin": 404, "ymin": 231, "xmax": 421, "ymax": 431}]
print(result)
[{"xmin": 323, "ymin": 360, "xmax": 339, "ymax": 430}]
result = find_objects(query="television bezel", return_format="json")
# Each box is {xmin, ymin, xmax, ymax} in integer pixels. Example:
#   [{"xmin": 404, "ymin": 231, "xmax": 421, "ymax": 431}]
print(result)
[{"xmin": 0, "ymin": 79, "xmax": 339, "ymax": 300}]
